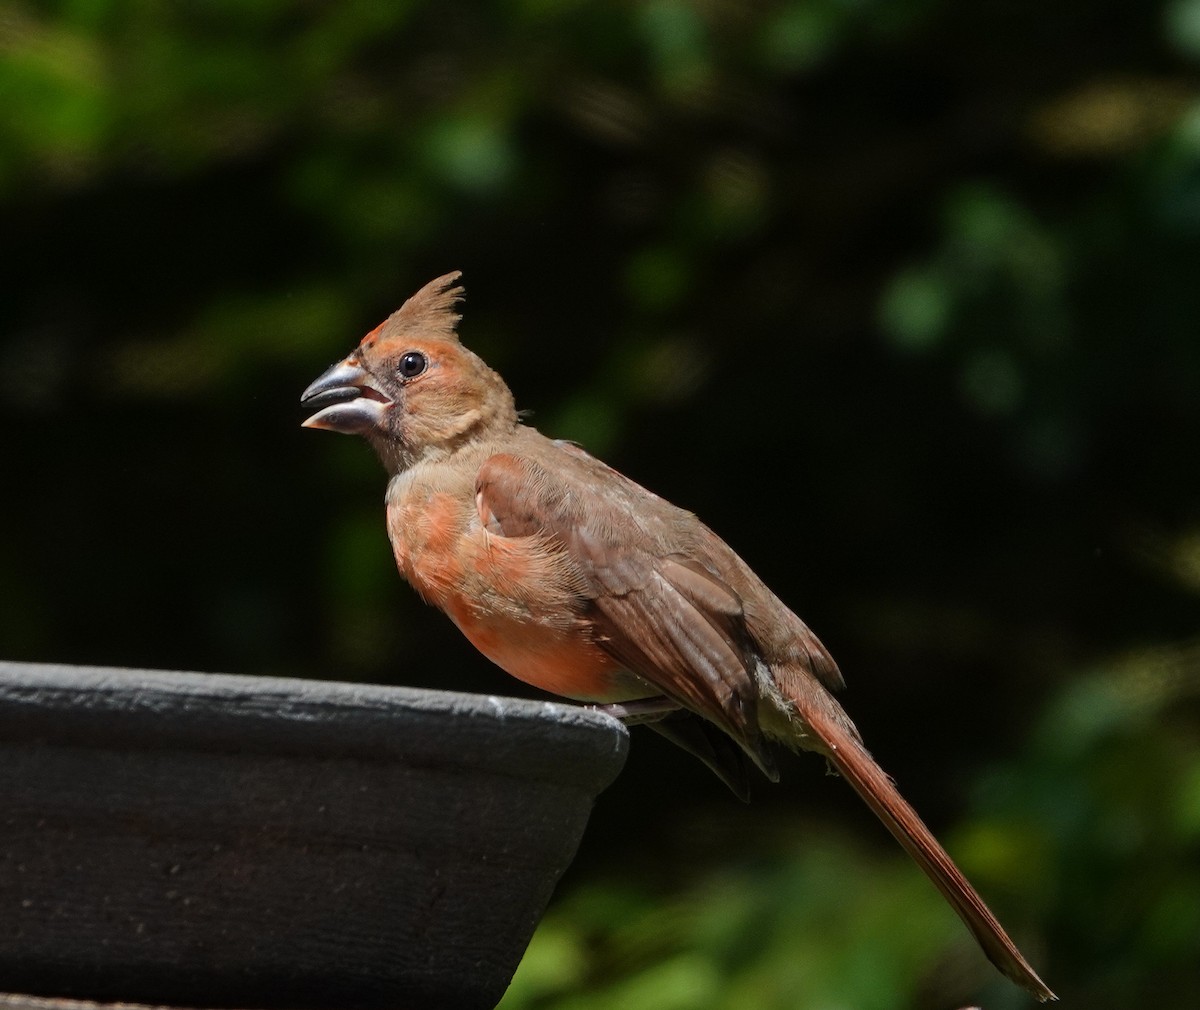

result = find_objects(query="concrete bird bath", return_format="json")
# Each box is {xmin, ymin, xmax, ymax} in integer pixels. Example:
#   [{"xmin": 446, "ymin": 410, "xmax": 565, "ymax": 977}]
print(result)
[{"xmin": 0, "ymin": 661, "xmax": 628, "ymax": 1010}]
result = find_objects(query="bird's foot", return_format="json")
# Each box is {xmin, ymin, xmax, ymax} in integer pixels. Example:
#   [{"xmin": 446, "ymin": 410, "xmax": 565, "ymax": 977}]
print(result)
[{"xmin": 585, "ymin": 696, "xmax": 681, "ymax": 725}]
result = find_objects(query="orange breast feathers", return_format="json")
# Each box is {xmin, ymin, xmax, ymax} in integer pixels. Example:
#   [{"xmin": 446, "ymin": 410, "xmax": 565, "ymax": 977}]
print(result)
[{"xmin": 385, "ymin": 485, "xmax": 636, "ymax": 702}]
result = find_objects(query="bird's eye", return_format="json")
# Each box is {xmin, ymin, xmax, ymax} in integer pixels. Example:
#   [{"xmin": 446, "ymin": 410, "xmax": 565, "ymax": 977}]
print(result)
[{"xmin": 398, "ymin": 351, "xmax": 427, "ymax": 379}]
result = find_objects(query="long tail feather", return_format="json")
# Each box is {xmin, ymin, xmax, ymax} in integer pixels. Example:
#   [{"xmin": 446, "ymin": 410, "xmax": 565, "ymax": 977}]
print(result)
[{"xmin": 800, "ymin": 699, "xmax": 1056, "ymax": 1002}]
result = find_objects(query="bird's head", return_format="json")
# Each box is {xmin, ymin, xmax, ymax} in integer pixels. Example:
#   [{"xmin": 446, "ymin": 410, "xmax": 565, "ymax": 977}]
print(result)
[{"xmin": 301, "ymin": 272, "xmax": 517, "ymax": 471}]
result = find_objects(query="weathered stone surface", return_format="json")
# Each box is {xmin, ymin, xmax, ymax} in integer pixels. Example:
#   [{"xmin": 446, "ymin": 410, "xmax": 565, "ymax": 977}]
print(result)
[{"xmin": 0, "ymin": 661, "xmax": 628, "ymax": 1010}]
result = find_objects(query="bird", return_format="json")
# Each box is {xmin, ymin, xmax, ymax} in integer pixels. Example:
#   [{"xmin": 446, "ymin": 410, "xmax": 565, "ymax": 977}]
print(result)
[{"xmin": 300, "ymin": 271, "xmax": 1055, "ymax": 1002}]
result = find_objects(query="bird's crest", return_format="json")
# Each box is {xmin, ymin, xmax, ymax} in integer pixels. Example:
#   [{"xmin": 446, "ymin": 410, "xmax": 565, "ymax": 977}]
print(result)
[{"xmin": 369, "ymin": 271, "xmax": 464, "ymax": 348}]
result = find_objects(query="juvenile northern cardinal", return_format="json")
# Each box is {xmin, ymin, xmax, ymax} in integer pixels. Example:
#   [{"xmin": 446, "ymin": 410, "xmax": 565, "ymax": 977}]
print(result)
[{"xmin": 301, "ymin": 272, "xmax": 1055, "ymax": 1001}]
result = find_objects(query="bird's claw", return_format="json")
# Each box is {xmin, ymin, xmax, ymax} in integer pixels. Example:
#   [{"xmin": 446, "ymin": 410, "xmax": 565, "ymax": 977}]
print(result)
[{"xmin": 584, "ymin": 696, "xmax": 681, "ymax": 725}]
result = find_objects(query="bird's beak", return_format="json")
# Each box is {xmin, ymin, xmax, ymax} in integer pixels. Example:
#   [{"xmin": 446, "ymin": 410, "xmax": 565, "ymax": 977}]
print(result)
[{"xmin": 300, "ymin": 356, "xmax": 392, "ymax": 434}]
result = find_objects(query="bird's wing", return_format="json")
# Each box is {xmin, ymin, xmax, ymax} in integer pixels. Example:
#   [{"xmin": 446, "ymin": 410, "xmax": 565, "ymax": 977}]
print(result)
[
  {"xmin": 475, "ymin": 448, "xmax": 777, "ymax": 775},
  {"xmin": 646, "ymin": 711, "xmax": 759, "ymax": 799}
]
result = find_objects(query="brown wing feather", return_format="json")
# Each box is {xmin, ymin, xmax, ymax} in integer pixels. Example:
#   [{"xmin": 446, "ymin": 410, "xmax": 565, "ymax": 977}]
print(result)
[{"xmin": 475, "ymin": 448, "xmax": 776, "ymax": 774}]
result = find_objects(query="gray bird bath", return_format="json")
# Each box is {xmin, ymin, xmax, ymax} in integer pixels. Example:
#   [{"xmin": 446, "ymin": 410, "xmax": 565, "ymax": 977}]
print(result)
[{"xmin": 0, "ymin": 661, "xmax": 628, "ymax": 1010}]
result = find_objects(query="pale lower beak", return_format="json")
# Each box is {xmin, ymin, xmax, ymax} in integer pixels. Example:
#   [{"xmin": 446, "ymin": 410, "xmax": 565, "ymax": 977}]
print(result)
[{"xmin": 300, "ymin": 358, "xmax": 392, "ymax": 434}]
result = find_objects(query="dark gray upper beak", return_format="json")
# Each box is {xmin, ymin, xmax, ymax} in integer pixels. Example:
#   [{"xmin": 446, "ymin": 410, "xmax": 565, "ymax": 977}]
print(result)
[{"xmin": 301, "ymin": 358, "xmax": 391, "ymax": 434}]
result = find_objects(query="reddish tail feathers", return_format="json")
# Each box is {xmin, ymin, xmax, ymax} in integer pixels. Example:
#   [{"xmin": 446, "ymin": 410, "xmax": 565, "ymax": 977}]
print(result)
[{"xmin": 801, "ymin": 702, "xmax": 1056, "ymax": 1002}]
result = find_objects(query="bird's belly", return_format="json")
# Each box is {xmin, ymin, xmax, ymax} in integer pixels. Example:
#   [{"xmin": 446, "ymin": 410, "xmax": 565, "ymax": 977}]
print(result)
[{"xmin": 443, "ymin": 597, "xmax": 643, "ymax": 703}]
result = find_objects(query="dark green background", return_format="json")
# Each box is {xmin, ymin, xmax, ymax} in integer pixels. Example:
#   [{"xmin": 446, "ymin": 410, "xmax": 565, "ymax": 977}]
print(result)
[{"xmin": 3, "ymin": 2, "xmax": 1199, "ymax": 1007}]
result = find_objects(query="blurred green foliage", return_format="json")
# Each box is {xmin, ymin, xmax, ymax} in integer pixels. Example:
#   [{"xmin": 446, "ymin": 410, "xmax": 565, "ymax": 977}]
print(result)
[
  {"xmin": 2, "ymin": 0, "xmax": 1199, "ymax": 1007},
  {"xmin": 501, "ymin": 646, "xmax": 1200, "ymax": 1009}
]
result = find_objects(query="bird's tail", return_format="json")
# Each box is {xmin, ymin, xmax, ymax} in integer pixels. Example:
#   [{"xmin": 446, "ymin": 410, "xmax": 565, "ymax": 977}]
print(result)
[{"xmin": 795, "ymin": 693, "xmax": 1056, "ymax": 1002}]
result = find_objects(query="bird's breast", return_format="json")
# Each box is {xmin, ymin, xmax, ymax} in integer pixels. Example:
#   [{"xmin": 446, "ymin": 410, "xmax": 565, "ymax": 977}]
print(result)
[{"xmin": 386, "ymin": 484, "xmax": 644, "ymax": 703}]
